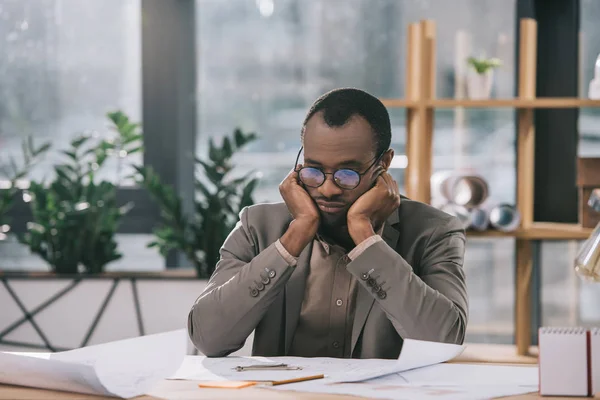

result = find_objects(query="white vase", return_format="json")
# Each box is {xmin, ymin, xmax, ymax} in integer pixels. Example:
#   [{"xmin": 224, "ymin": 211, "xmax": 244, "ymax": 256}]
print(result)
[{"xmin": 466, "ymin": 69, "xmax": 494, "ymax": 99}]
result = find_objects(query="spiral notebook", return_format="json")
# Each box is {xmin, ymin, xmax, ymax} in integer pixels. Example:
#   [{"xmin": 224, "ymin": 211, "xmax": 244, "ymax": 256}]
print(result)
[{"xmin": 539, "ymin": 327, "xmax": 592, "ymax": 397}]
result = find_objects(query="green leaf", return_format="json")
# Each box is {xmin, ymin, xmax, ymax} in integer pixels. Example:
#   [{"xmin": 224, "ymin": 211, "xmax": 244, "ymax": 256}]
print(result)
[
  {"xmin": 222, "ymin": 137, "xmax": 233, "ymax": 159},
  {"xmin": 35, "ymin": 143, "xmax": 52, "ymax": 157},
  {"xmin": 208, "ymin": 138, "xmax": 219, "ymax": 162},
  {"xmin": 125, "ymin": 146, "xmax": 142, "ymax": 155},
  {"xmin": 55, "ymin": 166, "xmax": 75, "ymax": 183},
  {"xmin": 197, "ymin": 160, "xmax": 224, "ymax": 184},
  {"xmin": 195, "ymin": 180, "xmax": 213, "ymax": 199},
  {"xmin": 70, "ymin": 136, "xmax": 89, "ymax": 149},
  {"xmin": 467, "ymin": 56, "xmax": 502, "ymax": 74},
  {"xmin": 240, "ymin": 178, "xmax": 259, "ymax": 209},
  {"xmin": 62, "ymin": 150, "xmax": 78, "ymax": 161}
]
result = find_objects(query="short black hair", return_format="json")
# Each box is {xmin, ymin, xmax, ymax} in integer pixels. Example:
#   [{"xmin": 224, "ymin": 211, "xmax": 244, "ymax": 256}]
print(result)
[{"xmin": 301, "ymin": 87, "xmax": 392, "ymax": 156}]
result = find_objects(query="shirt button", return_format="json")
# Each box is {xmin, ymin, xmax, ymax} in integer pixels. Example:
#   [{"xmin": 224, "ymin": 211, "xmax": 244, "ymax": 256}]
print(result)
[
  {"xmin": 335, "ymin": 299, "xmax": 343, "ymax": 307},
  {"xmin": 343, "ymin": 255, "xmax": 351, "ymax": 263},
  {"xmin": 332, "ymin": 341, "xmax": 340, "ymax": 349}
]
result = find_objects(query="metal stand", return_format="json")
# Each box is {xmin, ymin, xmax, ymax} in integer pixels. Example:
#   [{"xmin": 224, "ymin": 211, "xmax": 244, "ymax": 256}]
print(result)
[{"xmin": 0, "ymin": 277, "xmax": 146, "ymax": 351}]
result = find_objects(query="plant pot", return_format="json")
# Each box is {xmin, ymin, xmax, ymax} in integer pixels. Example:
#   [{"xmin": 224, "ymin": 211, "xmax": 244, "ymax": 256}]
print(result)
[{"xmin": 466, "ymin": 69, "xmax": 494, "ymax": 99}]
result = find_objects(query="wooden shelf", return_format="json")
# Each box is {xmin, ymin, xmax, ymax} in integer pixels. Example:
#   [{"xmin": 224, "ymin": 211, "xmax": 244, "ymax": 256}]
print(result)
[
  {"xmin": 379, "ymin": 98, "xmax": 418, "ymax": 108},
  {"xmin": 431, "ymin": 98, "xmax": 600, "ymax": 108},
  {"xmin": 380, "ymin": 97, "xmax": 600, "ymax": 109},
  {"xmin": 467, "ymin": 222, "xmax": 593, "ymax": 240},
  {"xmin": 0, "ymin": 269, "xmax": 198, "ymax": 280}
]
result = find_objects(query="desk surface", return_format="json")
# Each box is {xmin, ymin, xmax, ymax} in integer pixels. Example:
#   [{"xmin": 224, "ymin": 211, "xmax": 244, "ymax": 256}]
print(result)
[{"xmin": 0, "ymin": 344, "xmax": 590, "ymax": 400}]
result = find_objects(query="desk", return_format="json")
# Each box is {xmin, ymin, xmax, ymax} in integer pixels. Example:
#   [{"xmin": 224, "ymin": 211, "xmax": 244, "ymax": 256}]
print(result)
[{"xmin": 0, "ymin": 344, "xmax": 593, "ymax": 400}]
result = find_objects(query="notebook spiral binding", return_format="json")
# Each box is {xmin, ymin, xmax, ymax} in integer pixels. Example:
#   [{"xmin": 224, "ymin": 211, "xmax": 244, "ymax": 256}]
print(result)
[{"xmin": 539, "ymin": 327, "xmax": 588, "ymax": 335}]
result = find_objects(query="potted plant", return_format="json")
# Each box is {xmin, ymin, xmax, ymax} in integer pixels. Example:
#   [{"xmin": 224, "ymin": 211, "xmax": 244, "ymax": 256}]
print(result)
[
  {"xmin": 466, "ymin": 56, "xmax": 502, "ymax": 99},
  {"xmin": 136, "ymin": 128, "xmax": 260, "ymax": 278},
  {"xmin": 0, "ymin": 137, "xmax": 51, "ymax": 241},
  {"xmin": 19, "ymin": 111, "xmax": 143, "ymax": 274}
]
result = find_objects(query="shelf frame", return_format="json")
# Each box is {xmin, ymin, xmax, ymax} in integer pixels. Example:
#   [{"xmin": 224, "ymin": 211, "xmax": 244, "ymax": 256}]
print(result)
[
  {"xmin": 380, "ymin": 98, "xmax": 600, "ymax": 109},
  {"xmin": 400, "ymin": 18, "xmax": 598, "ymax": 357}
]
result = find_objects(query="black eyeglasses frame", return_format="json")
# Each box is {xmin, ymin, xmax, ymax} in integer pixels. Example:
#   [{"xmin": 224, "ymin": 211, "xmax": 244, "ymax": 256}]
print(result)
[{"xmin": 293, "ymin": 146, "xmax": 385, "ymax": 190}]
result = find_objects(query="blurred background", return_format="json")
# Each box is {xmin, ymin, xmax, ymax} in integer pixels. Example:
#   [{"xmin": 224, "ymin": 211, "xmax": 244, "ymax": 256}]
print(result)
[{"xmin": 0, "ymin": 0, "xmax": 599, "ymax": 353}]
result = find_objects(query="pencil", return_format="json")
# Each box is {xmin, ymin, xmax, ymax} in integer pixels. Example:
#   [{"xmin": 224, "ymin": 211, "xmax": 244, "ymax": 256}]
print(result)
[{"xmin": 267, "ymin": 374, "xmax": 325, "ymax": 386}]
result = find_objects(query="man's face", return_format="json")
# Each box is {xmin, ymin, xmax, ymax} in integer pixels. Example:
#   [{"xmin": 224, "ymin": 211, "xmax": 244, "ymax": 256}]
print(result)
[{"xmin": 300, "ymin": 111, "xmax": 390, "ymax": 228}]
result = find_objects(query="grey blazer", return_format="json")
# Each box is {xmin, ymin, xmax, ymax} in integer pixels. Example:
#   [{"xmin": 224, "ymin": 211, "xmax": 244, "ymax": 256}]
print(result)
[{"xmin": 188, "ymin": 198, "xmax": 468, "ymax": 359}]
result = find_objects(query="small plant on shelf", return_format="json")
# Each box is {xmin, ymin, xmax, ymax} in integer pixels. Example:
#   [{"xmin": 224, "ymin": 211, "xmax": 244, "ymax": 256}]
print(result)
[
  {"xmin": 136, "ymin": 128, "xmax": 260, "ymax": 278},
  {"xmin": 466, "ymin": 56, "xmax": 502, "ymax": 100},
  {"xmin": 19, "ymin": 111, "xmax": 143, "ymax": 274},
  {"xmin": 467, "ymin": 57, "xmax": 502, "ymax": 75}
]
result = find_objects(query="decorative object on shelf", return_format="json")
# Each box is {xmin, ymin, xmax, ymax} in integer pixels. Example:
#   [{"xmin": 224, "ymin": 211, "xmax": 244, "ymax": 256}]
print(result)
[
  {"xmin": 469, "ymin": 207, "xmax": 491, "ymax": 232},
  {"xmin": 577, "ymin": 157, "xmax": 600, "ymax": 228},
  {"xmin": 432, "ymin": 170, "xmax": 521, "ymax": 233},
  {"xmin": 0, "ymin": 137, "xmax": 50, "ymax": 241},
  {"xmin": 489, "ymin": 203, "xmax": 521, "ymax": 232},
  {"xmin": 466, "ymin": 56, "xmax": 502, "ymax": 100},
  {"xmin": 136, "ymin": 128, "xmax": 260, "ymax": 278},
  {"xmin": 588, "ymin": 54, "xmax": 600, "ymax": 99},
  {"xmin": 19, "ymin": 111, "xmax": 143, "ymax": 274},
  {"xmin": 574, "ymin": 189, "xmax": 600, "ymax": 282},
  {"xmin": 431, "ymin": 171, "xmax": 489, "ymax": 208}
]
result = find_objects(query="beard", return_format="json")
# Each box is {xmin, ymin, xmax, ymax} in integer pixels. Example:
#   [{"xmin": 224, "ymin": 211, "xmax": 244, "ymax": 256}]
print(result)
[{"xmin": 319, "ymin": 208, "xmax": 348, "ymax": 229}]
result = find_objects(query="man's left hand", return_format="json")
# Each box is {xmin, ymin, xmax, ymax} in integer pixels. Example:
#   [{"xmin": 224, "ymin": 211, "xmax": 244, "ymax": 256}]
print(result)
[{"xmin": 347, "ymin": 172, "xmax": 401, "ymax": 245}]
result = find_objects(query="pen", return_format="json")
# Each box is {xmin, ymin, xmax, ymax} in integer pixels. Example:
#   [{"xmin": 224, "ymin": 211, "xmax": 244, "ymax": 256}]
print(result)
[
  {"xmin": 235, "ymin": 363, "xmax": 303, "ymax": 371},
  {"xmin": 263, "ymin": 374, "xmax": 325, "ymax": 386}
]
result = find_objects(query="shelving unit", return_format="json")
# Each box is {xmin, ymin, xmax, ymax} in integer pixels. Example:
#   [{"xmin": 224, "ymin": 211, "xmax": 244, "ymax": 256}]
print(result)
[
  {"xmin": 380, "ymin": 98, "xmax": 600, "ymax": 109},
  {"xmin": 384, "ymin": 18, "xmax": 598, "ymax": 356}
]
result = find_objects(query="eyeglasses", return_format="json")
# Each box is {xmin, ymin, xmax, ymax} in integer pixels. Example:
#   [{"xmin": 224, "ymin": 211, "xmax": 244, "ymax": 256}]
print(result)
[{"xmin": 294, "ymin": 147, "xmax": 384, "ymax": 190}]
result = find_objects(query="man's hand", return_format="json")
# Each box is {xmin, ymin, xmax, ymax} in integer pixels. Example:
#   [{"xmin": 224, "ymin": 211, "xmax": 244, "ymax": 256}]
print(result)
[
  {"xmin": 279, "ymin": 167, "xmax": 320, "ymax": 257},
  {"xmin": 347, "ymin": 172, "xmax": 401, "ymax": 245}
]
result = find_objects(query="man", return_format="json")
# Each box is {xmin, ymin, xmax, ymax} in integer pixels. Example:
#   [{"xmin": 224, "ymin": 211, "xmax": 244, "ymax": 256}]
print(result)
[{"xmin": 188, "ymin": 88, "xmax": 468, "ymax": 359}]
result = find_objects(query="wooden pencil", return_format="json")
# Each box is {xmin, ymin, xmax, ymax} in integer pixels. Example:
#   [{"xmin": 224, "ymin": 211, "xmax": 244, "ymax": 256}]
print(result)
[{"xmin": 268, "ymin": 374, "xmax": 325, "ymax": 386}]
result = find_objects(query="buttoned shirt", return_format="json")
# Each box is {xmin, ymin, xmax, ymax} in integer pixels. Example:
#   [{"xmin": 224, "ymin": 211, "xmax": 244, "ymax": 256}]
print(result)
[{"xmin": 275, "ymin": 233, "xmax": 383, "ymax": 358}]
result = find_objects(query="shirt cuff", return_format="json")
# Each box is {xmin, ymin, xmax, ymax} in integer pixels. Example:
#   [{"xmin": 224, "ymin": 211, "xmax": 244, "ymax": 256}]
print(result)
[
  {"xmin": 348, "ymin": 235, "xmax": 383, "ymax": 261},
  {"xmin": 275, "ymin": 239, "xmax": 298, "ymax": 267}
]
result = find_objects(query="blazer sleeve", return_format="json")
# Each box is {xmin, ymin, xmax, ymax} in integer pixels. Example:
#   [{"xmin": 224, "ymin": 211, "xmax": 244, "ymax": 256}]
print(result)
[
  {"xmin": 346, "ymin": 217, "xmax": 468, "ymax": 344},
  {"xmin": 188, "ymin": 206, "xmax": 295, "ymax": 357}
]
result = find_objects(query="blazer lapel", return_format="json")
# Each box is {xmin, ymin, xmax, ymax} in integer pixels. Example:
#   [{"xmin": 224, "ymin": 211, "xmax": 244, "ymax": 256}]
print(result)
[
  {"xmin": 284, "ymin": 240, "xmax": 313, "ymax": 354},
  {"xmin": 351, "ymin": 210, "xmax": 401, "ymax": 355}
]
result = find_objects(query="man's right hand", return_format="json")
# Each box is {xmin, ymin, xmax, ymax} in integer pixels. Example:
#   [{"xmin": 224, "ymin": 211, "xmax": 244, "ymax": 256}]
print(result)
[{"xmin": 279, "ymin": 166, "xmax": 320, "ymax": 257}]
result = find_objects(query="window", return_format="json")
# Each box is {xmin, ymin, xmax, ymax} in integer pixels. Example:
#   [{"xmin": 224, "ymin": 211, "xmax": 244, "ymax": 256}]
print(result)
[
  {"xmin": 580, "ymin": 0, "xmax": 600, "ymax": 157},
  {"xmin": 0, "ymin": 0, "xmax": 141, "ymax": 185},
  {"xmin": 0, "ymin": 0, "xmax": 148, "ymax": 272}
]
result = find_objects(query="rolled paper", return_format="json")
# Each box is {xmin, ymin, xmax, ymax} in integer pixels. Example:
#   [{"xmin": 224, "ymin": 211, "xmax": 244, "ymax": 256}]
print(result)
[
  {"xmin": 489, "ymin": 203, "xmax": 521, "ymax": 232},
  {"xmin": 469, "ymin": 207, "xmax": 490, "ymax": 231},
  {"xmin": 430, "ymin": 170, "xmax": 489, "ymax": 208}
]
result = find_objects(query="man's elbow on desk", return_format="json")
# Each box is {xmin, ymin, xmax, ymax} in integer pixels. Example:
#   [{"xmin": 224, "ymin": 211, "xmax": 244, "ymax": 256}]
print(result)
[
  {"xmin": 187, "ymin": 306, "xmax": 236, "ymax": 357},
  {"xmin": 435, "ymin": 304, "xmax": 468, "ymax": 345}
]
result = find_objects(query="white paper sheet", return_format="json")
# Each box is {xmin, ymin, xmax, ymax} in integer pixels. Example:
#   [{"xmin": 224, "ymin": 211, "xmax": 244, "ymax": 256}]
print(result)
[
  {"xmin": 0, "ymin": 329, "xmax": 187, "ymax": 398},
  {"xmin": 170, "ymin": 355, "xmax": 403, "ymax": 382},
  {"xmin": 332, "ymin": 338, "xmax": 465, "ymax": 383},
  {"xmin": 268, "ymin": 380, "xmax": 537, "ymax": 400},
  {"xmin": 265, "ymin": 359, "xmax": 539, "ymax": 400},
  {"xmin": 170, "ymin": 339, "xmax": 464, "ymax": 383},
  {"xmin": 396, "ymin": 363, "xmax": 539, "ymax": 387}
]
